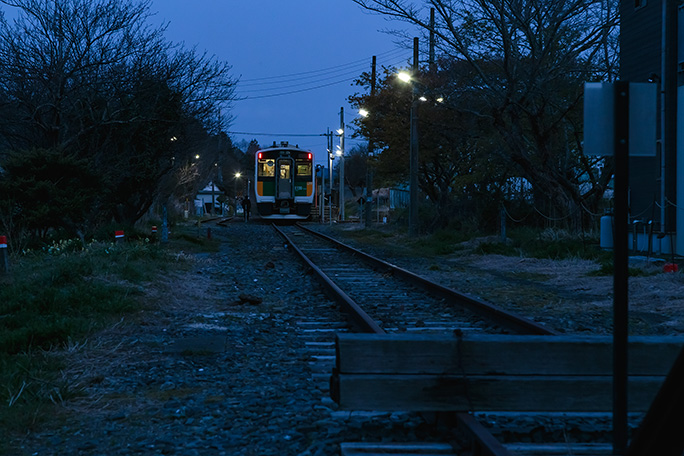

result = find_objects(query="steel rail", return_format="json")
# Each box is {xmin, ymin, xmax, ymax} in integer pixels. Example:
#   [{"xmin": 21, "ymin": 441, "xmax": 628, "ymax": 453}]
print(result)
[
  {"xmin": 275, "ymin": 223, "xmax": 525, "ymax": 456},
  {"xmin": 272, "ymin": 224, "xmax": 384, "ymax": 334},
  {"xmin": 295, "ymin": 223, "xmax": 558, "ymax": 336}
]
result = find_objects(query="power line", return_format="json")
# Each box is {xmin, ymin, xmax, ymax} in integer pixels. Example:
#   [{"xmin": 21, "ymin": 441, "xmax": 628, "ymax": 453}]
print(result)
[
  {"xmin": 235, "ymin": 55, "xmax": 411, "ymax": 100},
  {"xmin": 239, "ymin": 69, "xmax": 366, "ymax": 94},
  {"xmin": 227, "ymin": 131, "xmax": 326, "ymax": 137},
  {"xmin": 237, "ymin": 78, "xmax": 356, "ymax": 100},
  {"xmin": 239, "ymin": 48, "xmax": 407, "ymax": 87},
  {"xmin": 238, "ymin": 55, "xmax": 408, "ymax": 95},
  {"xmin": 239, "ymin": 48, "xmax": 407, "ymax": 84}
]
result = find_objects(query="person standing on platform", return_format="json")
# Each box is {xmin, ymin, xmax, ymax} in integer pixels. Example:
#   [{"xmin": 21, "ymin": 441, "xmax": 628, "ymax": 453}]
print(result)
[{"xmin": 242, "ymin": 196, "xmax": 251, "ymax": 221}]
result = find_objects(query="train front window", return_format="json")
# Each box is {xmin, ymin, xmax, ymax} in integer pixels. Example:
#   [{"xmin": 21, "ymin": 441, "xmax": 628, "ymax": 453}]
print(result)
[
  {"xmin": 279, "ymin": 163, "xmax": 291, "ymax": 179},
  {"xmin": 258, "ymin": 159, "xmax": 275, "ymax": 177},
  {"xmin": 296, "ymin": 160, "xmax": 312, "ymax": 177}
]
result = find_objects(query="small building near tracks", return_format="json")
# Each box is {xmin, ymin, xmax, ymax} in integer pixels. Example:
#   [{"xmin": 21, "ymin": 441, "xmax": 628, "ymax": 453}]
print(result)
[{"xmin": 620, "ymin": 0, "xmax": 683, "ymax": 255}]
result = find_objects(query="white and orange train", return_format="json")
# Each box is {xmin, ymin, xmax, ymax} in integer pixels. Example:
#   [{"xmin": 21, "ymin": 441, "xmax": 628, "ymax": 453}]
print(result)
[{"xmin": 254, "ymin": 142, "xmax": 314, "ymax": 220}]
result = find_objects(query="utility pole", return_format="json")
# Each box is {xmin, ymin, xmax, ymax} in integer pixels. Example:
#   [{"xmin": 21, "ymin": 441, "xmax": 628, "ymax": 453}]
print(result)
[
  {"xmin": 339, "ymin": 107, "xmax": 345, "ymax": 221},
  {"xmin": 408, "ymin": 37, "xmax": 420, "ymax": 236},
  {"xmin": 365, "ymin": 56, "xmax": 376, "ymax": 228},
  {"xmin": 328, "ymin": 129, "xmax": 334, "ymax": 225}
]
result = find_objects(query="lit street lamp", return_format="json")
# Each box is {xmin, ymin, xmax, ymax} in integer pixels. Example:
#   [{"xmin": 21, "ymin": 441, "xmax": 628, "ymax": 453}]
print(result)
[
  {"xmin": 338, "ymin": 107, "xmax": 345, "ymax": 221},
  {"xmin": 234, "ymin": 172, "xmax": 242, "ymax": 215},
  {"xmin": 398, "ymin": 38, "xmax": 420, "ymax": 236}
]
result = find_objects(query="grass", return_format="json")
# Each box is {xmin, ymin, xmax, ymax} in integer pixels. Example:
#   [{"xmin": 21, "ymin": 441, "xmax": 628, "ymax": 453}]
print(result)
[
  {"xmin": 335, "ymin": 224, "xmax": 607, "ymax": 262},
  {"xmin": 0, "ymin": 224, "xmax": 216, "ymax": 436},
  {"xmin": 339, "ymin": 223, "xmax": 681, "ymax": 279},
  {"xmin": 474, "ymin": 227, "xmax": 608, "ymax": 261}
]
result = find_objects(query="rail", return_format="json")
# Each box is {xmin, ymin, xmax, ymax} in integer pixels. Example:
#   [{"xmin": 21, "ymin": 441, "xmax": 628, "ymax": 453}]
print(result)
[
  {"xmin": 274, "ymin": 223, "xmax": 563, "ymax": 456},
  {"xmin": 272, "ymin": 224, "xmax": 384, "ymax": 334},
  {"xmin": 295, "ymin": 223, "xmax": 558, "ymax": 336}
]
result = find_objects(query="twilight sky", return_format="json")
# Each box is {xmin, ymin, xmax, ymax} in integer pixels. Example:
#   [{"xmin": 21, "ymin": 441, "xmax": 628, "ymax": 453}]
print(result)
[{"xmin": 150, "ymin": 0, "xmax": 414, "ymax": 163}]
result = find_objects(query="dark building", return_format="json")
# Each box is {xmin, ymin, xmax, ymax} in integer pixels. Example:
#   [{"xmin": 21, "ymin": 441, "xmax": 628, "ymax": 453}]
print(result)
[{"xmin": 619, "ymin": 0, "xmax": 682, "ymax": 255}]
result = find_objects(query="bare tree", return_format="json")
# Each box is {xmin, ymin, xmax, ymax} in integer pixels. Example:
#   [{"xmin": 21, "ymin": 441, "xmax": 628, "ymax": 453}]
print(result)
[{"xmin": 0, "ymin": 0, "xmax": 237, "ymax": 231}]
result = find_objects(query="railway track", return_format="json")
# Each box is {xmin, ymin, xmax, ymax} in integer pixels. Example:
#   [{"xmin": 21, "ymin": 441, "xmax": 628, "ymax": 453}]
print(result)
[
  {"xmin": 275, "ymin": 223, "xmax": 556, "ymax": 337},
  {"xmin": 272, "ymin": 222, "xmax": 560, "ymax": 456}
]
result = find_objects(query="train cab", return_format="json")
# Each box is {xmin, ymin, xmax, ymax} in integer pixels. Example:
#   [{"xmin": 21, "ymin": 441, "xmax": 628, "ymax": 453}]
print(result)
[{"xmin": 255, "ymin": 142, "xmax": 314, "ymax": 219}]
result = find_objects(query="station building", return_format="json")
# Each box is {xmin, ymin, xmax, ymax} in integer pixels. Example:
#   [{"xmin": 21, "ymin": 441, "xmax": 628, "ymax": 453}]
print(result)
[{"xmin": 619, "ymin": 0, "xmax": 683, "ymax": 255}]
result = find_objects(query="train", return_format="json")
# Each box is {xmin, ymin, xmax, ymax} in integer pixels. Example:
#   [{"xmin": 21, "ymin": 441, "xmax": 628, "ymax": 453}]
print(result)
[{"xmin": 254, "ymin": 142, "xmax": 314, "ymax": 219}]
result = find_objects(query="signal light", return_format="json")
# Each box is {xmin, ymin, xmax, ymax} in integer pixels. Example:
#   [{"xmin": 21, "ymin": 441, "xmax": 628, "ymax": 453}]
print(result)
[{"xmin": 307, "ymin": 153, "xmax": 312, "ymax": 160}]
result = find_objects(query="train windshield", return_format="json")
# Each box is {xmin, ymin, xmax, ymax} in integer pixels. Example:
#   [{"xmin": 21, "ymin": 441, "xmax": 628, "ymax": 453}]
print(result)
[
  {"xmin": 279, "ymin": 163, "xmax": 291, "ymax": 179},
  {"xmin": 296, "ymin": 160, "xmax": 312, "ymax": 177},
  {"xmin": 258, "ymin": 159, "xmax": 276, "ymax": 177}
]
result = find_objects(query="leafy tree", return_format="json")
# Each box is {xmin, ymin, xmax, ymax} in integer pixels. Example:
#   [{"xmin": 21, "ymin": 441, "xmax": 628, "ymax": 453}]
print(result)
[
  {"xmin": 350, "ymin": 63, "xmax": 509, "ymax": 228},
  {"xmin": 352, "ymin": 0, "xmax": 619, "ymax": 228},
  {"xmin": 0, "ymin": 149, "xmax": 100, "ymax": 244}
]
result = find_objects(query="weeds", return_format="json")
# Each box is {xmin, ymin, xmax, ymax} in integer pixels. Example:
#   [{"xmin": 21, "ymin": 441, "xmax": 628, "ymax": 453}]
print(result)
[{"xmin": 0, "ymin": 234, "xmax": 195, "ymax": 431}]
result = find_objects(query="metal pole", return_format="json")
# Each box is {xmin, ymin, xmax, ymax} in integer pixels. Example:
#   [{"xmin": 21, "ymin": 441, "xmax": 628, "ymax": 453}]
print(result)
[
  {"xmin": 365, "ymin": 56, "xmax": 376, "ymax": 228},
  {"xmin": 328, "ymin": 130, "xmax": 333, "ymax": 226},
  {"xmin": 161, "ymin": 204, "xmax": 169, "ymax": 244},
  {"xmin": 659, "ymin": 0, "xmax": 666, "ymax": 235},
  {"xmin": 408, "ymin": 37, "xmax": 420, "ymax": 236},
  {"xmin": 339, "ymin": 107, "xmax": 345, "ymax": 221},
  {"xmin": 211, "ymin": 181, "xmax": 215, "ymax": 215},
  {"xmin": 320, "ymin": 165, "xmax": 325, "ymax": 221},
  {"xmin": 613, "ymin": 80, "xmax": 630, "ymax": 456}
]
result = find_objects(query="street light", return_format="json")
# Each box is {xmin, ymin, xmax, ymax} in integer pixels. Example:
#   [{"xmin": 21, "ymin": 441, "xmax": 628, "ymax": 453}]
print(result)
[
  {"xmin": 338, "ymin": 107, "xmax": 345, "ymax": 221},
  {"xmin": 398, "ymin": 37, "xmax": 420, "ymax": 236},
  {"xmin": 398, "ymin": 71, "xmax": 412, "ymax": 83},
  {"xmin": 328, "ymin": 150, "xmax": 335, "ymax": 225},
  {"xmin": 234, "ymin": 172, "xmax": 242, "ymax": 215}
]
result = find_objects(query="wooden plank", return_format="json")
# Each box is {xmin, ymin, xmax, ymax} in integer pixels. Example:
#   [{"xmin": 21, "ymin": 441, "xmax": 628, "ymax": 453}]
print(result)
[
  {"xmin": 505, "ymin": 442, "xmax": 612, "ymax": 455},
  {"xmin": 340, "ymin": 442, "xmax": 456, "ymax": 455},
  {"xmin": 335, "ymin": 334, "xmax": 684, "ymax": 376},
  {"xmin": 332, "ymin": 374, "xmax": 663, "ymax": 412}
]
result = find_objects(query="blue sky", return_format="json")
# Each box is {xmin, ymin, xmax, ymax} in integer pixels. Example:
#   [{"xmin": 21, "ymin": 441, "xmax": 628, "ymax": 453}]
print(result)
[{"xmin": 150, "ymin": 1, "xmax": 414, "ymax": 163}]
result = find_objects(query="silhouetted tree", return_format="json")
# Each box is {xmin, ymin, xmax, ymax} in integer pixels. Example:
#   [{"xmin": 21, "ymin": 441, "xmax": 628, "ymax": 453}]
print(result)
[
  {"xmin": 0, "ymin": 0, "xmax": 236, "ymax": 235},
  {"xmin": 352, "ymin": 0, "xmax": 619, "ymax": 228}
]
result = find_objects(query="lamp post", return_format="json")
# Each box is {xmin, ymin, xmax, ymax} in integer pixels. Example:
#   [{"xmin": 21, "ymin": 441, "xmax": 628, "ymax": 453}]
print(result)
[
  {"xmin": 399, "ymin": 38, "xmax": 420, "ymax": 236},
  {"xmin": 409, "ymin": 38, "xmax": 419, "ymax": 236},
  {"xmin": 329, "ymin": 151, "xmax": 334, "ymax": 226},
  {"xmin": 360, "ymin": 108, "xmax": 373, "ymax": 228},
  {"xmin": 338, "ymin": 107, "xmax": 345, "ymax": 221},
  {"xmin": 211, "ymin": 163, "xmax": 217, "ymax": 215},
  {"xmin": 316, "ymin": 164, "xmax": 325, "ymax": 221},
  {"xmin": 234, "ymin": 172, "xmax": 241, "ymax": 215}
]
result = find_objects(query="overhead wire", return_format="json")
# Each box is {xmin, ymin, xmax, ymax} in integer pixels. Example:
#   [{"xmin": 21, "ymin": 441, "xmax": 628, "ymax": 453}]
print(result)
[
  {"xmin": 235, "ymin": 48, "xmax": 411, "ymax": 100},
  {"xmin": 238, "ymin": 48, "xmax": 407, "ymax": 85}
]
